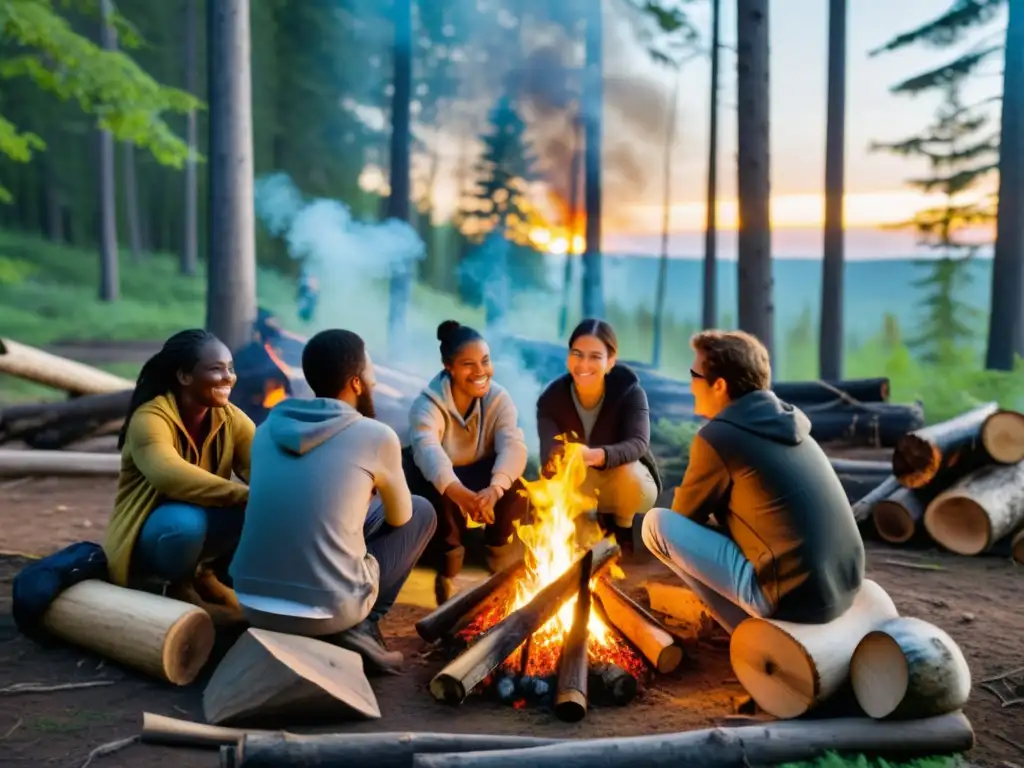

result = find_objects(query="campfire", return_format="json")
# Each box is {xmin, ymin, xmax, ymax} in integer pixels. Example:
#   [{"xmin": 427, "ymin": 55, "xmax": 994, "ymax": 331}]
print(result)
[
  {"xmin": 229, "ymin": 311, "xmax": 312, "ymax": 424},
  {"xmin": 416, "ymin": 442, "xmax": 684, "ymax": 722}
]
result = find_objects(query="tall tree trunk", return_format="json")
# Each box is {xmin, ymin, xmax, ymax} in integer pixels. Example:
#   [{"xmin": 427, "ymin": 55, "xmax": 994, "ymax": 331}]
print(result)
[
  {"xmin": 206, "ymin": 0, "xmax": 258, "ymax": 351},
  {"xmin": 386, "ymin": 0, "xmax": 413, "ymax": 355},
  {"xmin": 182, "ymin": 0, "xmax": 199, "ymax": 276},
  {"xmin": 45, "ymin": 158, "xmax": 63, "ymax": 244},
  {"xmin": 702, "ymin": 0, "xmax": 721, "ymax": 330},
  {"xmin": 819, "ymin": 0, "xmax": 847, "ymax": 379},
  {"xmin": 122, "ymin": 143, "xmax": 142, "ymax": 261},
  {"xmin": 735, "ymin": 0, "xmax": 773, "ymax": 352},
  {"xmin": 581, "ymin": 0, "xmax": 606, "ymax": 319},
  {"xmin": 651, "ymin": 72, "xmax": 682, "ymax": 367},
  {"xmin": 97, "ymin": 0, "xmax": 119, "ymax": 302},
  {"xmin": 985, "ymin": 0, "xmax": 1024, "ymax": 371}
]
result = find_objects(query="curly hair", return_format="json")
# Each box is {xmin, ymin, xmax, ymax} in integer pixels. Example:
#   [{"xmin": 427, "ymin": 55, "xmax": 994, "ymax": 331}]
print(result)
[{"xmin": 690, "ymin": 329, "xmax": 771, "ymax": 399}]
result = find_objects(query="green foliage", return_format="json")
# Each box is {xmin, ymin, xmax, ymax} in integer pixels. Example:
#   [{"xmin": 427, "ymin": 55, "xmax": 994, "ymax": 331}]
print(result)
[
  {"xmin": 0, "ymin": 0, "xmax": 202, "ymax": 201},
  {"xmin": 779, "ymin": 751, "xmax": 959, "ymax": 768}
]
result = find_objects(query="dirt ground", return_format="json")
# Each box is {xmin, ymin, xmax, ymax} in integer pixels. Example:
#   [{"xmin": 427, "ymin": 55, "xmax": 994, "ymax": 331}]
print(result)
[{"xmin": 1, "ymin": 476, "xmax": 1023, "ymax": 767}]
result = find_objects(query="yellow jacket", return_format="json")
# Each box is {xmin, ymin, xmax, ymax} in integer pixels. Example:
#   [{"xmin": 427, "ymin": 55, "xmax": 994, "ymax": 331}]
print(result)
[{"xmin": 103, "ymin": 393, "xmax": 255, "ymax": 586}]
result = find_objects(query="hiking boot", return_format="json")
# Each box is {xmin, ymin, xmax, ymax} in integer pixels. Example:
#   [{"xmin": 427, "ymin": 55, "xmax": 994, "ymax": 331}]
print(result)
[
  {"xmin": 333, "ymin": 618, "xmax": 403, "ymax": 675},
  {"xmin": 485, "ymin": 540, "xmax": 521, "ymax": 574},
  {"xmin": 435, "ymin": 574, "xmax": 455, "ymax": 606},
  {"xmin": 167, "ymin": 582, "xmax": 245, "ymax": 628}
]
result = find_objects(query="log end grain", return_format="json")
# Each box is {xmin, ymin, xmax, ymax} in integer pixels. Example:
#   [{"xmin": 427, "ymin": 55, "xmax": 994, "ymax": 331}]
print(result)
[
  {"xmin": 429, "ymin": 673, "xmax": 467, "ymax": 705},
  {"xmin": 851, "ymin": 617, "xmax": 971, "ymax": 720},
  {"xmin": 982, "ymin": 410, "xmax": 1024, "ymax": 465},
  {"xmin": 891, "ymin": 435, "xmax": 940, "ymax": 489},
  {"xmin": 872, "ymin": 500, "xmax": 916, "ymax": 544},
  {"xmin": 163, "ymin": 608, "xmax": 217, "ymax": 686},
  {"xmin": 553, "ymin": 688, "xmax": 587, "ymax": 722},
  {"xmin": 729, "ymin": 580, "xmax": 899, "ymax": 720},
  {"xmin": 656, "ymin": 644, "xmax": 685, "ymax": 674},
  {"xmin": 924, "ymin": 496, "xmax": 991, "ymax": 556}
]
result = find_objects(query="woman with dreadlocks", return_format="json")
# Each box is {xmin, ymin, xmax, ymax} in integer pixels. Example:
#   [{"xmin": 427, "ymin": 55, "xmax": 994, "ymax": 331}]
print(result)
[{"xmin": 102, "ymin": 329, "xmax": 255, "ymax": 614}]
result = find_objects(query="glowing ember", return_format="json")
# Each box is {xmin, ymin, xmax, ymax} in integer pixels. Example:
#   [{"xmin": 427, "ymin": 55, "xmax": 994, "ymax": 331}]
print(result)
[{"xmin": 462, "ymin": 441, "xmax": 643, "ymax": 679}]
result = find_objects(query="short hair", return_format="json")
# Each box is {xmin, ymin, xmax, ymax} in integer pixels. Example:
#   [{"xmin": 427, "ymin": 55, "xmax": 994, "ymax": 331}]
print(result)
[
  {"xmin": 568, "ymin": 318, "xmax": 618, "ymax": 357},
  {"xmin": 690, "ymin": 329, "xmax": 771, "ymax": 399},
  {"xmin": 119, "ymin": 328, "xmax": 219, "ymax": 449},
  {"xmin": 302, "ymin": 329, "xmax": 367, "ymax": 398},
  {"xmin": 436, "ymin": 320, "xmax": 484, "ymax": 365}
]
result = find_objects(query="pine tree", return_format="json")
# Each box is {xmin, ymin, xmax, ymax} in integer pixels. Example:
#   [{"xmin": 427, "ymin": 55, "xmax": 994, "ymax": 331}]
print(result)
[{"xmin": 872, "ymin": 83, "xmax": 996, "ymax": 366}]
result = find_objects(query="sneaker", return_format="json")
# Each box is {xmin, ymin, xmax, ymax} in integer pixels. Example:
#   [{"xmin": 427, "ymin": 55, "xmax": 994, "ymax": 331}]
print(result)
[
  {"xmin": 333, "ymin": 619, "xmax": 403, "ymax": 675},
  {"xmin": 434, "ymin": 574, "xmax": 455, "ymax": 606}
]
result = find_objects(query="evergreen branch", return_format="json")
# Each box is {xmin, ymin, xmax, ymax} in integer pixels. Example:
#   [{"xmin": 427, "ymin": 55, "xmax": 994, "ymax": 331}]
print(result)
[
  {"xmin": 890, "ymin": 46, "xmax": 1001, "ymax": 94},
  {"xmin": 869, "ymin": 0, "xmax": 1005, "ymax": 55}
]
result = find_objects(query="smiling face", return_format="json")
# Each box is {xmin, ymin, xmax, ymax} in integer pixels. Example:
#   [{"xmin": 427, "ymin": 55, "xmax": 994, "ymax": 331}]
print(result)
[
  {"xmin": 445, "ymin": 339, "xmax": 494, "ymax": 401},
  {"xmin": 177, "ymin": 340, "xmax": 237, "ymax": 408},
  {"xmin": 568, "ymin": 334, "xmax": 615, "ymax": 392}
]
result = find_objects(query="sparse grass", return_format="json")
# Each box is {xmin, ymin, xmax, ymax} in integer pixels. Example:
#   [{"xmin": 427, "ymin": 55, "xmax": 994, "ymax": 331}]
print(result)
[{"xmin": 779, "ymin": 753, "xmax": 962, "ymax": 768}]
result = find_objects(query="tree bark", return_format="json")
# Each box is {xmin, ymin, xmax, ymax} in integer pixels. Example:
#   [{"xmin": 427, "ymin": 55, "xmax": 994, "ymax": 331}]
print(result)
[
  {"xmin": 871, "ymin": 485, "xmax": 931, "ymax": 545},
  {"xmin": 804, "ymin": 401, "xmax": 924, "ymax": 448},
  {"xmin": 735, "ymin": 0, "xmax": 773, "ymax": 353},
  {"xmin": 850, "ymin": 617, "xmax": 971, "ymax": 720},
  {"xmin": 0, "ymin": 449, "xmax": 121, "ymax": 478},
  {"xmin": 415, "ymin": 560, "xmax": 526, "ymax": 643},
  {"xmin": 206, "ymin": 0, "xmax": 258, "ymax": 352},
  {"xmin": 818, "ymin": 0, "xmax": 847, "ymax": 379},
  {"xmin": 581, "ymin": 0, "xmax": 605, "ymax": 319},
  {"xmin": 892, "ymin": 402, "xmax": 998, "ymax": 488},
  {"xmin": 651, "ymin": 72, "xmax": 682, "ymax": 368},
  {"xmin": 0, "ymin": 389, "xmax": 130, "ymax": 449},
  {"xmin": 985, "ymin": 0, "xmax": 1024, "ymax": 371},
  {"xmin": 588, "ymin": 663, "xmax": 638, "ymax": 706},
  {"xmin": 774, "ymin": 377, "xmax": 889, "ymax": 404},
  {"xmin": 554, "ymin": 551, "xmax": 592, "ymax": 723},
  {"xmin": 182, "ymin": 0, "xmax": 199, "ymax": 276},
  {"xmin": 923, "ymin": 460, "xmax": 1024, "ymax": 555},
  {"xmin": 97, "ymin": 0, "xmax": 119, "ymax": 302},
  {"xmin": 702, "ymin": 0, "xmax": 721, "ymax": 330},
  {"xmin": 410, "ymin": 712, "xmax": 974, "ymax": 768},
  {"xmin": 851, "ymin": 475, "xmax": 900, "ymax": 523},
  {"xmin": 386, "ymin": 0, "xmax": 413, "ymax": 355},
  {"xmin": 592, "ymin": 579, "xmax": 683, "ymax": 674}
]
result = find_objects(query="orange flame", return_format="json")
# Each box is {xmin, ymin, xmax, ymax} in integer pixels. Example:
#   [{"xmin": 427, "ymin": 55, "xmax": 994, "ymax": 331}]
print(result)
[{"xmin": 262, "ymin": 380, "xmax": 287, "ymax": 409}]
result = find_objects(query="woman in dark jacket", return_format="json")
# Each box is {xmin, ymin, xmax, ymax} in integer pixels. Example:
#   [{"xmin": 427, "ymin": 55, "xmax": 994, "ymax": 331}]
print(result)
[{"xmin": 535, "ymin": 319, "xmax": 662, "ymax": 552}]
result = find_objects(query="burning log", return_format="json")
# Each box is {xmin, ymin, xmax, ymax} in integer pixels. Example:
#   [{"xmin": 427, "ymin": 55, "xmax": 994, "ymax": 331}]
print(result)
[
  {"xmin": 588, "ymin": 663, "xmax": 638, "ymax": 706},
  {"xmin": 871, "ymin": 486, "xmax": 934, "ymax": 545},
  {"xmin": 42, "ymin": 580, "xmax": 214, "ymax": 685},
  {"xmin": 0, "ymin": 390, "xmax": 131, "ymax": 449},
  {"xmin": 729, "ymin": 579, "xmax": 899, "ymax": 719},
  {"xmin": 228, "ymin": 732, "xmax": 565, "ymax": 768},
  {"xmin": 415, "ymin": 560, "xmax": 526, "ymax": 643},
  {"xmin": 429, "ymin": 539, "xmax": 620, "ymax": 705},
  {"xmin": 1014, "ymin": 528, "xmax": 1024, "ymax": 565},
  {"xmin": 554, "ymin": 550, "xmax": 592, "ymax": 723},
  {"xmin": 0, "ymin": 338, "xmax": 135, "ymax": 395},
  {"xmin": 0, "ymin": 449, "xmax": 121, "ymax": 478},
  {"xmin": 410, "ymin": 711, "xmax": 974, "ymax": 768},
  {"xmin": 923, "ymin": 460, "xmax": 1024, "ymax": 556},
  {"xmin": 892, "ymin": 403, "xmax": 1014, "ymax": 489},
  {"xmin": 805, "ymin": 402, "xmax": 925, "ymax": 448},
  {"xmin": 850, "ymin": 617, "xmax": 971, "ymax": 720},
  {"xmin": 593, "ymin": 579, "xmax": 683, "ymax": 674}
]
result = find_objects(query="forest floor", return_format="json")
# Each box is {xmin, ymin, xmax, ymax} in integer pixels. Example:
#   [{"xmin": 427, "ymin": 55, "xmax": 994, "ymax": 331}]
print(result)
[{"xmin": 1, "ymin": 475, "xmax": 1023, "ymax": 767}]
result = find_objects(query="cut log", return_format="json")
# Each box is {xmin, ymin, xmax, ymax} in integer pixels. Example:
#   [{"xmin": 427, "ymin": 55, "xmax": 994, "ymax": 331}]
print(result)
[
  {"xmin": 0, "ymin": 390, "xmax": 131, "ymax": 448},
  {"xmin": 830, "ymin": 459, "xmax": 892, "ymax": 505},
  {"xmin": 554, "ymin": 550, "xmax": 592, "ymax": 723},
  {"xmin": 850, "ymin": 616, "xmax": 971, "ymax": 720},
  {"xmin": 588, "ymin": 663, "xmax": 638, "ymax": 706},
  {"xmin": 141, "ymin": 712, "xmax": 277, "ymax": 749},
  {"xmin": 806, "ymin": 402, "xmax": 925, "ymax": 449},
  {"xmin": 593, "ymin": 579, "xmax": 683, "ymax": 674},
  {"xmin": 643, "ymin": 581, "xmax": 715, "ymax": 641},
  {"xmin": 851, "ymin": 475, "xmax": 900, "ymax": 523},
  {"xmin": 981, "ymin": 409, "xmax": 1024, "ymax": 464},
  {"xmin": 429, "ymin": 538, "xmax": 620, "ymax": 705},
  {"xmin": 202, "ymin": 628, "xmax": 380, "ymax": 725},
  {"xmin": 0, "ymin": 448, "xmax": 121, "ymax": 478},
  {"xmin": 1014, "ymin": 528, "xmax": 1024, "ymax": 565},
  {"xmin": 0, "ymin": 338, "xmax": 135, "ymax": 395},
  {"xmin": 415, "ymin": 559, "xmax": 526, "ymax": 643},
  {"xmin": 729, "ymin": 579, "xmax": 899, "ymax": 719},
  {"xmin": 41, "ymin": 580, "xmax": 213, "ymax": 685},
  {"xmin": 232, "ymin": 732, "xmax": 565, "ymax": 768},
  {"xmin": 871, "ymin": 486, "xmax": 932, "ymax": 545},
  {"xmin": 923, "ymin": 460, "xmax": 1024, "ymax": 556},
  {"xmin": 773, "ymin": 378, "xmax": 890, "ymax": 405},
  {"xmin": 410, "ymin": 711, "xmax": 974, "ymax": 768},
  {"xmin": 892, "ymin": 403, "xmax": 999, "ymax": 489}
]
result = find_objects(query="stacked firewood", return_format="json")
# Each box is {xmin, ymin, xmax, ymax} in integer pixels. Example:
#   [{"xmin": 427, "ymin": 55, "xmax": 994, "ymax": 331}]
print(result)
[{"xmin": 851, "ymin": 403, "xmax": 1024, "ymax": 563}]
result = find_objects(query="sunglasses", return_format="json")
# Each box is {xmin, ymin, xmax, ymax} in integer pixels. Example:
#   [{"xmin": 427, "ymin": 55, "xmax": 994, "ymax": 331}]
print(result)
[{"xmin": 689, "ymin": 369, "xmax": 706, "ymax": 380}]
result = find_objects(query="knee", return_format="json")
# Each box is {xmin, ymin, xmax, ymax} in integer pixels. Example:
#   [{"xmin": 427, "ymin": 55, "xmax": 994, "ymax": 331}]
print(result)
[
  {"xmin": 150, "ymin": 502, "xmax": 208, "ymax": 547},
  {"xmin": 410, "ymin": 495, "xmax": 438, "ymax": 539},
  {"xmin": 641, "ymin": 507, "xmax": 672, "ymax": 554}
]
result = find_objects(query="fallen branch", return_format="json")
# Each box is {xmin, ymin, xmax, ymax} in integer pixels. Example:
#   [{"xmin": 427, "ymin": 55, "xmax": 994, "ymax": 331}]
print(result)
[
  {"xmin": 78, "ymin": 735, "xmax": 139, "ymax": 768},
  {"xmin": 410, "ymin": 711, "xmax": 974, "ymax": 768},
  {"xmin": 0, "ymin": 449, "xmax": 121, "ymax": 478},
  {"xmin": 881, "ymin": 559, "xmax": 945, "ymax": 571},
  {"xmin": 0, "ymin": 338, "xmax": 135, "ymax": 396},
  {"xmin": 141, "ymin": 712, "xmax": 277, "ymax": 749},
  {"xmin": 0, "ymin": 680, "xmax": 115, "ymax": 695}
]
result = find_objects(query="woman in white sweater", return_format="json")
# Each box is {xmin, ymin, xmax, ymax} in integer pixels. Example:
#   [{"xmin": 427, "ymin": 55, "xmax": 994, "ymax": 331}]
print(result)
[{"xmin": 405, "ymin": 320, "xmax": 529, "ymax": 605}]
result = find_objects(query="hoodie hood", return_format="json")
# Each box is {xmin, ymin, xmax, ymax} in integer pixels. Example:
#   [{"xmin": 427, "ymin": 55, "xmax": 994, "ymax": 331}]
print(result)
[
  {"xmin": 714, "ymin": 390, "xmax": 810, "ymax": 446},
  {"xmin": 264, "ymin": 398, "xmax": 363, "ymax": 456}
]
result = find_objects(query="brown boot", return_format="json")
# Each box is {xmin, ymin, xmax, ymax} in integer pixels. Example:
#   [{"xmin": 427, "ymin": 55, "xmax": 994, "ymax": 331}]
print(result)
[
  {"xmin": 434, "ymin": 574, "xmax": 455, "ymax": 606},
  {"xmin": 167, "ymin": 582, "xmax": 245, "ymax": 627},
  {"xmin": 485, "ymin": 539, "xmax": 521, "ymax": 574},
  {"xmin": 194, "ymin": 568, "xmax": 241, "ymax": 609}
]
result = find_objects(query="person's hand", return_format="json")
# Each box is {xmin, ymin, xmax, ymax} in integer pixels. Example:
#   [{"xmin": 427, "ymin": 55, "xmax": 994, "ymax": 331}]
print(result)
[
  {"xmin": 473, "ymin": 486, "xmax": 502, "ymax": 525},
  {"xmin": 582, "ymin": 447, "xmax": 606, "ymax": 468},
  {"xmin": 444, "ymin": 482, "xmax": 478, "ymax": 519}
]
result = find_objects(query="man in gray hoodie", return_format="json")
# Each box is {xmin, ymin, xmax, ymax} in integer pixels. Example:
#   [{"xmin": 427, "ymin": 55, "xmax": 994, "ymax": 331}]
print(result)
[{"xmin": 230, "ymin": 329, "xmax": 436, "ymax": 674}]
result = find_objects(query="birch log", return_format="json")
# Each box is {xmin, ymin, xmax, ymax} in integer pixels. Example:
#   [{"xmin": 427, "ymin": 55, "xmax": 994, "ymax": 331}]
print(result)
[{"xmin": 923, "ymin": 461, "xmax": 1024, "ymax": 555}]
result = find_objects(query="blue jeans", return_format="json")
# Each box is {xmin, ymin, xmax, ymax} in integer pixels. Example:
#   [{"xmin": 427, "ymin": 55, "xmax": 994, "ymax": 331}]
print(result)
[
  {"xmin": 362, "ymin": 494, "xmax": 437, "ymax": 622},
  {"xmin": 133, "ymin": 501, "xmax": 246, "ymax": 585},
  {"xmin": 641, "ymin": 508, "xmax": 774, "ymax": 633}
]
